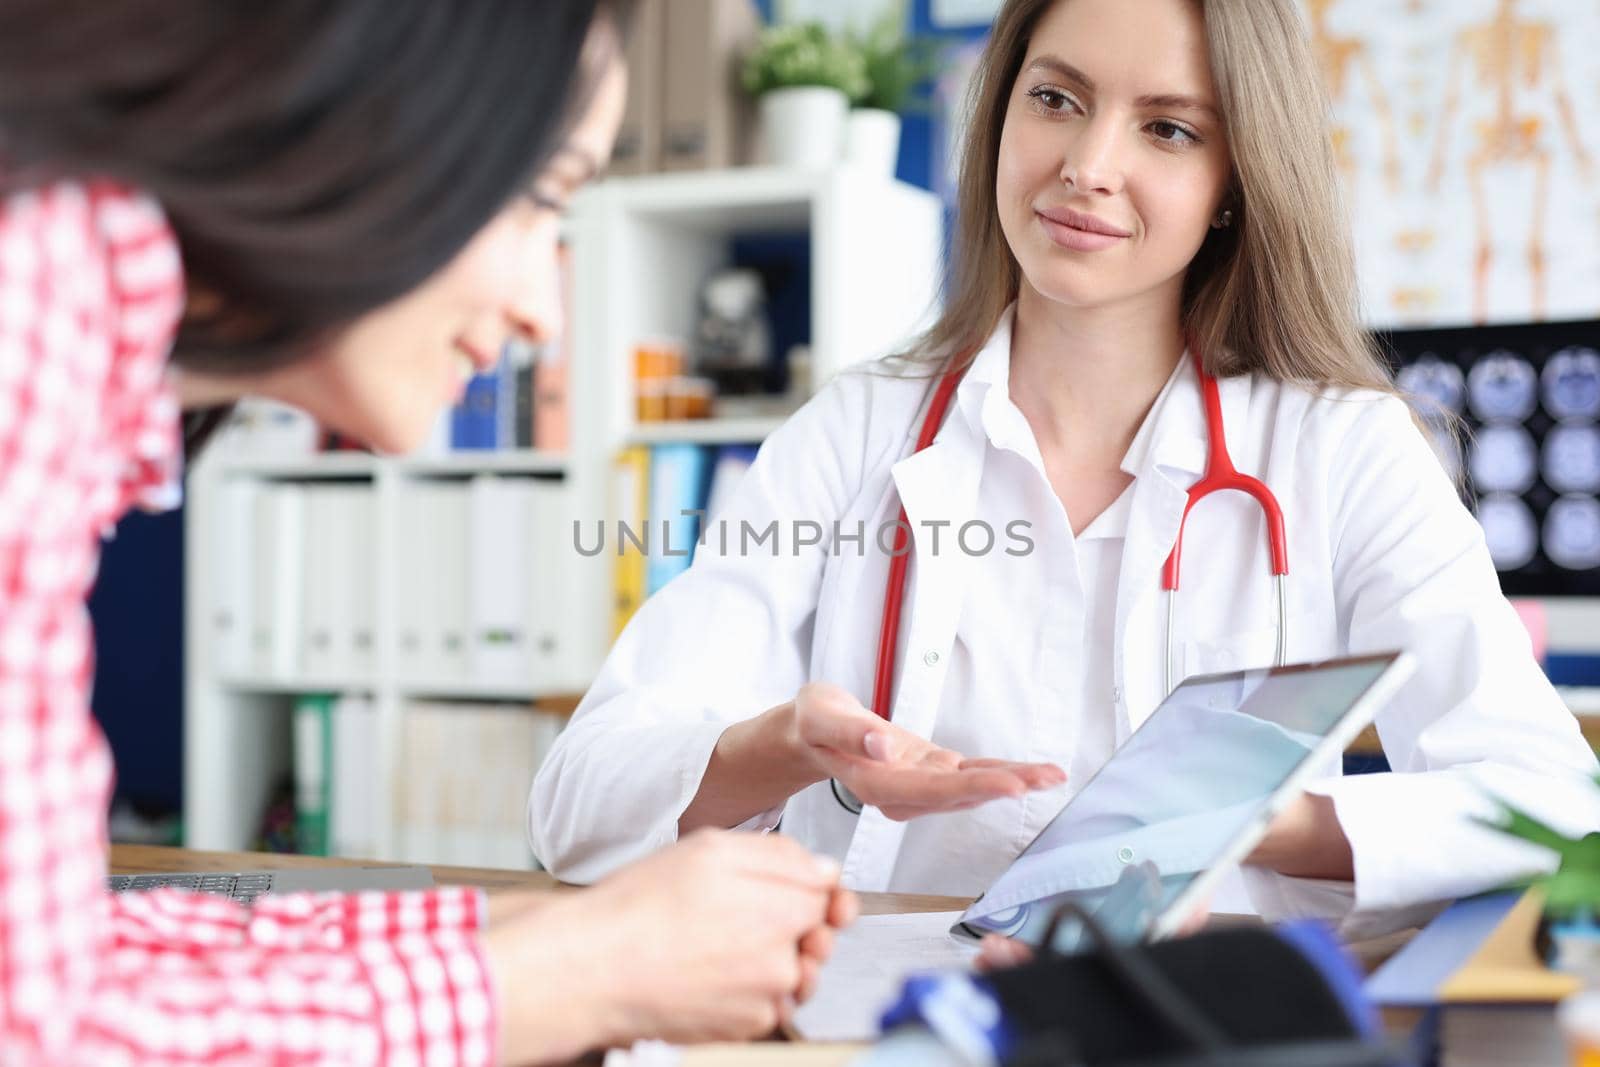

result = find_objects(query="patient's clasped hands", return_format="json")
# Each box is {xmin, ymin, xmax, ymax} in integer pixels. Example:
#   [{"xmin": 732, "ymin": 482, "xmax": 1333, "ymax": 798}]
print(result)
[{"xmin": 485, "ymin": 830, "xmax": 857, "ymax": 1063}]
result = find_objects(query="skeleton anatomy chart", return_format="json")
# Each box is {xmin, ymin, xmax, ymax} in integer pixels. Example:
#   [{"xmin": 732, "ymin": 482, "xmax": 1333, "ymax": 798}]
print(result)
[{"xmin": 1312, "ymin": 0, "xmax": 1600, "ymax": 328}]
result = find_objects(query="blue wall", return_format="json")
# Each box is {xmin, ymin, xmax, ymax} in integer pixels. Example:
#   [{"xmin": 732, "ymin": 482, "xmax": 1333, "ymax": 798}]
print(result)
[{"xmin": 89, "ymin": 507, "xmax": 185, "ymax": 813}]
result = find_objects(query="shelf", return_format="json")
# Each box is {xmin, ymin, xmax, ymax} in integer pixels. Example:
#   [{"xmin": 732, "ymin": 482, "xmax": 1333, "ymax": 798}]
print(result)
[
  {"xmin": 214, "ymin": 453, "xmax": 377, "ymax": 479},
  {"xmin": 217, "ymin": 674, "xmax": 376, "ymax": 694},
  {"xmin": 210, "ymin": 450, "xmax": 567, "ymax": 480},
  {"xmin": 584, "ymin": 166, "xmax": 830, "ymax": 230},
  {"xmin": 397, "ymin": 679, "xmax": 581, "ymax": 703},
  {"xmin": 401, "ymin": 450, "xmax": 567, "ymax": 477},
  {"xmin": 625, "ymin": 415, "xmax": 789, "ymax": 446}
]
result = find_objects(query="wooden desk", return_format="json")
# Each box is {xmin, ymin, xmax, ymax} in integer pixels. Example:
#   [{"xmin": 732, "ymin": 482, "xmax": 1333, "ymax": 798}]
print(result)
[
  {"xmin": 108, "ymin": 847, "xmax": 1409, "ymax": 1067},
  {"xmin": 111, "ymin": 844, "xmax": 562, "ymax": 894},
  {"xmin": 108, "ymin": 845, "xmax": 967, "ymax": 917},
  {"xmin": 109, "ymin": 846, "xmax": 959, "ymax": 1067}
]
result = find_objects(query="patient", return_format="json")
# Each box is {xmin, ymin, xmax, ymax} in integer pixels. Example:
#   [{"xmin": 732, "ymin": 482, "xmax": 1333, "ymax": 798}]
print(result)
[{"xmin": 0, "ymin": 2, "xmax": 850, "ymax": 1063}]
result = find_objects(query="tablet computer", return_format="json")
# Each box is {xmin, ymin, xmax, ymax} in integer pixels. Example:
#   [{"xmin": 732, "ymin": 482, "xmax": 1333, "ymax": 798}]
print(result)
[{"xmin": 953, "ymin": 650, "xmax": 1415, "ymax": 949}]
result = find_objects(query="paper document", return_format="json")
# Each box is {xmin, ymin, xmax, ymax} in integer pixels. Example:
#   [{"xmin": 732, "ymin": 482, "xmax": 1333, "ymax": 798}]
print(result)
[{"xmin": 791, "ymin": 911, "xmax": 978, "ymax": 1042}]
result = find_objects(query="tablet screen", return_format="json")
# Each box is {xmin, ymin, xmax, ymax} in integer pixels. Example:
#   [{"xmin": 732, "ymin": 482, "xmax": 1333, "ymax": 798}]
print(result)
[{"xmin": 956, "ymin": 653, "xmax": 1402, "ymax": 948}]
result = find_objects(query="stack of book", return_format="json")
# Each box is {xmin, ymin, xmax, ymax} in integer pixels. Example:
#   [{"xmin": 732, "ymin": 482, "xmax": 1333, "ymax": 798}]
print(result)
[
  {"xmin": 442, "ymin": 346, "xmax": 569, "ymax": 454},
  {"xmin": 1366, "ymin": 891, "xmax": 1583, "ymax": 1067},
  {"xmin": 392, "ymin": 700, "xmax": 566, "ymax": 869},
  {"xmin": 291, "ymin": 695, "xmax": 566, "ymax": 869},
  {"xmin": 612, "ymin": 441, "xmax": 759, "ymax": 634}
]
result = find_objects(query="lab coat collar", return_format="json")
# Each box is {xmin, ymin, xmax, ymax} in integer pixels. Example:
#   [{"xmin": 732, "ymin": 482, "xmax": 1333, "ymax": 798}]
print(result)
[{"xmin": 947, "ymin": 305, "xmax": 1014, "ymax": 446}]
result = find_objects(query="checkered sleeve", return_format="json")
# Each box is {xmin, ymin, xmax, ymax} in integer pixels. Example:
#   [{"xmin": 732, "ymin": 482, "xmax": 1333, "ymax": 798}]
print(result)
[
  {"xmin": 91, "ymin": 888, "xmax": 497, "ymax": 1066},
  {"xmin": 0, "ymin": 180, "xmax": 500, "ymax": 1065}
]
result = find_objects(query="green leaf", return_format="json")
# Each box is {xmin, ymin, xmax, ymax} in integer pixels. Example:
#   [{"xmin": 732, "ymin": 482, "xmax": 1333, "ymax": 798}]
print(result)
[
  {"xmin": 742, "ymin": 22, "xmax": 869, "ymax": 99},
  {"xmin": 1477, "ymin": 807, "xmax": 1579, "ymax": 855},
  {"xmin": 1541, "ymin": 869, "xmax": 1600, "ymax": 916},
  {"xmin": 845, "ymin": 4, "xmax": 941, "ymax": 112}
]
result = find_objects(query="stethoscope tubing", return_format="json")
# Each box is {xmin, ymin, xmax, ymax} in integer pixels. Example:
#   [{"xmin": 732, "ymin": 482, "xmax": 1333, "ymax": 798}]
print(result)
[{"xmin": 833, "ymin": 347, "xmax": 1290, "ymax": 814}]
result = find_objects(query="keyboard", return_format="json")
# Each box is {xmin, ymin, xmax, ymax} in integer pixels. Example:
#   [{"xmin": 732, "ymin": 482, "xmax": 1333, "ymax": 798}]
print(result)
[{"xmin": 107, "ymin": 872, "xmax": 274, "ymax": 906}]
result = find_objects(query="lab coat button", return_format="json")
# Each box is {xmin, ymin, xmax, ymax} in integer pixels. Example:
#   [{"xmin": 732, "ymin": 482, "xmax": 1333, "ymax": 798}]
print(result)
[
  {"xmin": 923, "ymin": 650, "xmax": 940, "ymax": 666},
  {"xmin": 1112, "ymin": 687, "xmax": 1122, "ymax": 702},
  {"xmin": 1117, "ymin": 846, "xmax": 1135, "ymax": 864}
]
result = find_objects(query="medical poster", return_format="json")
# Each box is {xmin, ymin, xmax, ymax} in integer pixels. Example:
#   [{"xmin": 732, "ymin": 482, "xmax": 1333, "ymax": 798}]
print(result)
[{"xmin": 1308, "ymin": 0, "xmax": 1600, "ymax": 329}]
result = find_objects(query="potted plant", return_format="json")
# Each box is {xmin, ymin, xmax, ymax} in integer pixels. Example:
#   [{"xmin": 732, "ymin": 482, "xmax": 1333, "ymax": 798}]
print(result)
[
  {"xmin": 845, "ymin": 10, "xmax": 941, "ymax": 179},
  {"xmin": 1484, "ymin": 790, "xmax": 1600, "ymax": 981},
  {"xmin": 742, "ymin": 22, "xmax": 868, "ymax": 170}
]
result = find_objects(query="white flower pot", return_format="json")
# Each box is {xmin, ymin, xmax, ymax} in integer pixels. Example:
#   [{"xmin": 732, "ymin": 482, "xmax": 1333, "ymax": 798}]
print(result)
[
  {"xmin": 758, "ymin": 86, "xmax": 849, "ymax": 170},
  {"xmin": 845, "ymin": 108, "xmax": 902, "ymax": 180}
]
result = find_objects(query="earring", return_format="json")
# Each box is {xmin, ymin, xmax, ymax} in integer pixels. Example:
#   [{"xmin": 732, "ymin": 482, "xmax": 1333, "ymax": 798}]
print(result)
[{"xmin": 1212, "ymin": 209, "xmax": 1235, "ymax": 230}]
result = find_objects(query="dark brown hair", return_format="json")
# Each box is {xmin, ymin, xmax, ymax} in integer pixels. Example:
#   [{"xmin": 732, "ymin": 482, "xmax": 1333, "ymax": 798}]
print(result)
[{"xmin": 0, "ymin": 0, "xmax": 635, "ymax": 375}]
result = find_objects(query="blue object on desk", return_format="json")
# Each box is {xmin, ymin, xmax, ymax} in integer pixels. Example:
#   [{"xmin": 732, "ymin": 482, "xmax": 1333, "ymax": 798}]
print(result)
[
  {"xmin": 879, "ymin": 972, "xmax": 1013, "ymax": 1067},
  {"xmin": 1363, "ymin": 892, "xmax": 1522, "ymax": 1008}
]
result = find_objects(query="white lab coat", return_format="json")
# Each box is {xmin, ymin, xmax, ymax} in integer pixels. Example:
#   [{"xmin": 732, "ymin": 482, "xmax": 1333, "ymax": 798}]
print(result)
[{"xmin": 530, "ymin": 314, "xmax": 1599, "ymax": 933}]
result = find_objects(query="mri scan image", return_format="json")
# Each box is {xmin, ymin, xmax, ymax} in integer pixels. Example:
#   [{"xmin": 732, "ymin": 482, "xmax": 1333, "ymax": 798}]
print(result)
[
  {"xmin": 1397, "ymin": 355, "xmax": 1467, "ymax": 419},
  {"xmin": 1543, "ymin": 347, "xmax": 1600, "ymax": 421},
  {"xmin": 1469, "ymin": 424, "xmax": 1539, "ymax": 495},
  {"xmin": 1543, "ymin": 422, "xmax": 1600, "ymax": 495},
  {"xmin": 1544, "ymin": 495, "xmax": 1600, "ymax": 571},
  {"xmin": 1476, "ymin": 494, "xmax": 1539, "ymax": 571},
  {"xmin": 1467, "ymin": 351, "xmax": 1539, "ymax": 422}
]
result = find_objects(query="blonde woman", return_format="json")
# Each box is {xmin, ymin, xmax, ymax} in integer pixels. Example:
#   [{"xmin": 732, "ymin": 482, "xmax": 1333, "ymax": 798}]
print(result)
[{"xmin": 532, "ymin": 0, "xmax": 1597, "ymax": 930}]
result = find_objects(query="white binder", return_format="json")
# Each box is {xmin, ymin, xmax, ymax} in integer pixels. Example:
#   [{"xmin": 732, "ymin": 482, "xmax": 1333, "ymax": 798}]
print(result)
[
  {"xmin": 251, "ymin": 484, "xmax": 304, "ymax": 678},
  {"xmin": 208, "ymin": 479, "xmax": 256, "ymax": 676},
  {"xmin": 468, "ymin": 476, "xmax": 534, "ymax": 686}
]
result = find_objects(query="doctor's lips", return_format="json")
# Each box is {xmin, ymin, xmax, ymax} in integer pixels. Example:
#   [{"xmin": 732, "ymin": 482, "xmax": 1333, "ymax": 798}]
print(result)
[{"xmin": 1035, "ymin": 205, "xmax": 1132, "ymax": 252}]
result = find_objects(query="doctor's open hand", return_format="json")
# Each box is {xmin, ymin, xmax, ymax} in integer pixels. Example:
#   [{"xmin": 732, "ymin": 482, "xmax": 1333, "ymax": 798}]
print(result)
[
  {"xmin": 677, "ymin": 683, "xmax": 1065, "ymax": 835},
  {"xmin": 484, "ymin": 829, "xmax": 856, "ymax": 1065},
  {"xmin": 793, "ymin": 682, "xmax": 1066, "ymax": 821}
]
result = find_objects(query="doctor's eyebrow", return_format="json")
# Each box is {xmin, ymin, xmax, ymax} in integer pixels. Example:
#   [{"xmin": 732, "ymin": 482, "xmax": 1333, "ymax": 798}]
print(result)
[{"xmin": 1022, "ymin": 55, "xmax": 1221, "ymax": 121}]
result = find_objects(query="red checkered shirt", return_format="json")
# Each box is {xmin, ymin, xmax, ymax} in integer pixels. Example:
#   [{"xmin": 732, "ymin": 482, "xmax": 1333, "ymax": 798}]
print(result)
[{"xmin": 0, "ymin": 180, "xmax": 499, "ymax": 1065}]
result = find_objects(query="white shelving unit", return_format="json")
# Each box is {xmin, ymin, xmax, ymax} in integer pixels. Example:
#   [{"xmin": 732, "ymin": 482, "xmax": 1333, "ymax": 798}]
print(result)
[
  {"xmin": 184, "ymin": 449, "xmax": 606, "ymax": 859},
  {"xmin": 566, "ymin": 165, "xmax": 944, "ymax": 457},
  {"xmin": 184, "ymin": 166, "xmax": 945, "ymax": 858}
]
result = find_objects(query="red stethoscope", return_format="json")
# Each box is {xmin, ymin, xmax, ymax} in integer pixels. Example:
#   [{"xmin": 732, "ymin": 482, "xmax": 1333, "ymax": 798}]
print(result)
[
  {"xmin": 870, "ymin": 349, "xmax": 1289, "ymax": 723},
  {"xmin": 832, "ymin": 348, "xmax": 1289, "ymax": 815}
]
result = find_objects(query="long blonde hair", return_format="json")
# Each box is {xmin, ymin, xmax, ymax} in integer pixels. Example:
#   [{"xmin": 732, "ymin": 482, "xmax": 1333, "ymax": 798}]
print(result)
[{"xmin": 909, "ymin": 0, "xmax": 1399, "ymax": 399}]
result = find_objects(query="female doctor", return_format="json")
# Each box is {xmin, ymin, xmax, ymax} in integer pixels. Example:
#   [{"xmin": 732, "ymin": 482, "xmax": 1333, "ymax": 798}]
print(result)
[{"xmin": 531, "ymin": 0, "xmax": 1599, "ymax": 928}]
